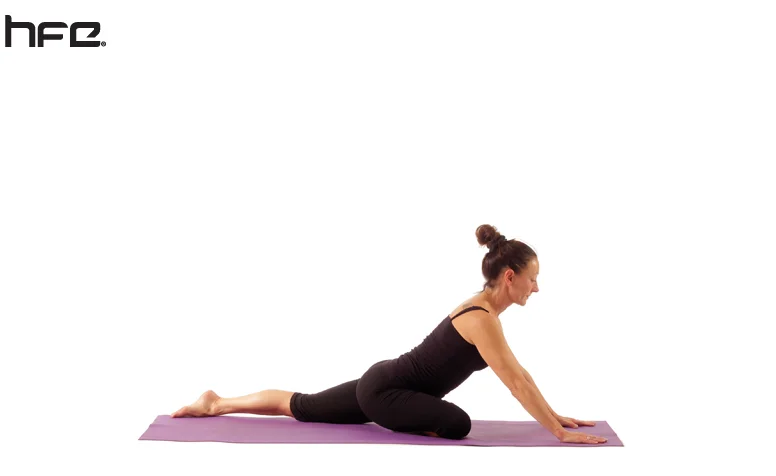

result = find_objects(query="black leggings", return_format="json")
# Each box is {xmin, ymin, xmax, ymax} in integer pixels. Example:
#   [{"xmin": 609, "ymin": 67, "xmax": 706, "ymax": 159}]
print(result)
[{"xmin": 289, "ymin": 360, "xmax": 472, "ymax": 439}]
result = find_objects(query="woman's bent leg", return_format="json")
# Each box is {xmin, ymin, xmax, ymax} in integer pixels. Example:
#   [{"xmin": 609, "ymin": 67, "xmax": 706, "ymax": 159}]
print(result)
[{"xmin": 359, "ymin": 387, "xmax": 472, "ymax": 440}]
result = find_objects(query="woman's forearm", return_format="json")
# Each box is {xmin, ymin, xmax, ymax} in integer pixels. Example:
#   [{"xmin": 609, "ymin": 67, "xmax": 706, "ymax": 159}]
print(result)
[
  {"xmin": 513, "ymin": 385, "xmax": 564, "ymax": 438},
  {"xmin": 522, "ymin": 368, "xmax": 558, "ymax": 417}
]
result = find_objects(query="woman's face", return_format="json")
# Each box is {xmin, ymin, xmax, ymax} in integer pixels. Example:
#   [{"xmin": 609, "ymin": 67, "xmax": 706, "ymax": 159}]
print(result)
[{"xmin": 509, "ymin": 258, "xmax": 540, "ymax": 306}]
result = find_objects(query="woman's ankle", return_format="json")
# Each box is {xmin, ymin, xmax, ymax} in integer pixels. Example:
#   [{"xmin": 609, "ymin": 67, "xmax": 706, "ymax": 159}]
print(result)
[{"xmin": 210, "ymin": 397, "xmax": 226, "ymax": 416}]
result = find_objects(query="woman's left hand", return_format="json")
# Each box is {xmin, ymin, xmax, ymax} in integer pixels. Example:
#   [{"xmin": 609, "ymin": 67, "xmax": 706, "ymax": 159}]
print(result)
[{"xmin": 555, "ymin": 415, "xmax": 596, "ymax": 428}]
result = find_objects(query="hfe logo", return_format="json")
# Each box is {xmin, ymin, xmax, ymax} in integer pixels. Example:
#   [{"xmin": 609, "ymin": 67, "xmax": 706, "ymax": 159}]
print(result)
[{"xmin": 5, "ymin": 15, "xmax": 102, "ymax": 47}]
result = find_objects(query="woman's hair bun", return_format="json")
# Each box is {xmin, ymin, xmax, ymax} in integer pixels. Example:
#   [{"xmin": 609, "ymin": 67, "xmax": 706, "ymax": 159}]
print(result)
[{"xmin": 475, "ymin": 224, "xmax": 504, "ymax": 249}]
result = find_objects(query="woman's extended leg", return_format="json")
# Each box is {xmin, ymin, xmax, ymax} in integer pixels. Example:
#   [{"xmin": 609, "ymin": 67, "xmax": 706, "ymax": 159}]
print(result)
[
  {"xmin": 171, "ymin": 379, "xmax": 371, "ymax": 424},
  {"xmin": 171, "ymin": 389, "xmax": 295, "ymax": 418},
  {"xmin": 288, "ymin": 379, "xmax": 371, "ymax": 424}
]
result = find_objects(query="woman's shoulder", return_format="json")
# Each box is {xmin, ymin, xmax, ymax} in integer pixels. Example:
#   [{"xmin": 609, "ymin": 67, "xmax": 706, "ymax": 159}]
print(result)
[
  {"xmin": 447, "ymin": 298, "xmax": 496, "ymax": 345},
  {"xmin": 448, "ymin": 297, "xmax": 493, "ymax": 319}
]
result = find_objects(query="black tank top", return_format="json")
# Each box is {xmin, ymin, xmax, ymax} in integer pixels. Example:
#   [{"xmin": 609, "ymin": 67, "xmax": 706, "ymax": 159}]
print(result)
[{"xmin": 387, "ymin": 305, "xmax": 490, "ymax": 398}]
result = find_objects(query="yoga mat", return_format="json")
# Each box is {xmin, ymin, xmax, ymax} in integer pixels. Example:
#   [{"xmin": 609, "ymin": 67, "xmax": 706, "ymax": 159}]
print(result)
[{"xmin": 139, "ymin": 415, "xmax": 624, "ymax": 447}]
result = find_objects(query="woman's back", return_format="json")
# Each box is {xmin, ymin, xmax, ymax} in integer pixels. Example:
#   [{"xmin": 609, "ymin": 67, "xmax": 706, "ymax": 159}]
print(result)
[{"xmin": 385, "ymin": 302, "xmax": 493, "ymax": 398}]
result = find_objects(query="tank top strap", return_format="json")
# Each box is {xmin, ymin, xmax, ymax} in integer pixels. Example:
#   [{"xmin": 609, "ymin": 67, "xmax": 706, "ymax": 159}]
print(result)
[{"xmin": 450, "ymin": 305, "xmax": 489, "ymax": 321}]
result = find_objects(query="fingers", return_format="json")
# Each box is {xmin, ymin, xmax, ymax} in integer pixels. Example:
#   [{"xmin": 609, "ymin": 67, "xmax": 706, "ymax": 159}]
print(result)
[
  {"xmin": 558, "ymin": 416, "xmax": 579, "ymax": 428},
  {"xmin": 582, "ymin": 435, "xmax": 607, "ymax": 444},
  {"xmin": 574, "ymin": 419, "xmax": 596, "ymax": 426},
  {"xmin": 561, "ymin": 430, "xmax": 608, "ymax": 444},
  {"xmin": 562, "ymin": 417, "xmax": 595, "ymax": 427}
]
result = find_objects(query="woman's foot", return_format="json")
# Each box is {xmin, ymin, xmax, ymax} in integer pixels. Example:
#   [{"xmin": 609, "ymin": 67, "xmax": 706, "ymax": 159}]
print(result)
[{"xmin": 171, "ymin": 390, "xmax": 221, "ymax": 418}]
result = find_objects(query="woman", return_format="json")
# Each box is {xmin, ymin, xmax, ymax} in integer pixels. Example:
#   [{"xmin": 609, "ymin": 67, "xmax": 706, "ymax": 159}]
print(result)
[{"xmin": 171, "ymin": 224, "xmax": 607, "ymax": 444}]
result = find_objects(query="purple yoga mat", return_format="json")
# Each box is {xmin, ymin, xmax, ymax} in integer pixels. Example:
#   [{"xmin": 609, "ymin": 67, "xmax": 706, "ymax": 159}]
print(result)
[{"xmin": 139, "ymin": 415, "xmax": 624, "ymax": 447}]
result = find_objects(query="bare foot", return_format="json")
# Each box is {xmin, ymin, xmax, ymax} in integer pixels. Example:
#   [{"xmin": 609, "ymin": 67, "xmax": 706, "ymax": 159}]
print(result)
[{"xmin": 171, "ymin": 390, "xmax": 221, "ymax": 418}]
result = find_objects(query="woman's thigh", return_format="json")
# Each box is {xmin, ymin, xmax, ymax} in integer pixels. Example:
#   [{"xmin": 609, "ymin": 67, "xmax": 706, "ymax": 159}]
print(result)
[{"xmin": 290, "ymin": 379, "xmax": 371, "ymax": 424}]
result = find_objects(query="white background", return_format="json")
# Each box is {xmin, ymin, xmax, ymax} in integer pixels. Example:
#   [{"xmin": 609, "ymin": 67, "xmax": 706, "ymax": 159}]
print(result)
[{"xmin": 1, "ymin": 1, "xmax": 774, "ymax": 475}]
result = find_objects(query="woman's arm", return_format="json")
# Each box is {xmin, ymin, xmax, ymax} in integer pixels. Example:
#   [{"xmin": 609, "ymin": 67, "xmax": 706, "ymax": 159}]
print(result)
[{"xmin": 467, "ymin": 313, "xmax": 565, "ymax": 439}]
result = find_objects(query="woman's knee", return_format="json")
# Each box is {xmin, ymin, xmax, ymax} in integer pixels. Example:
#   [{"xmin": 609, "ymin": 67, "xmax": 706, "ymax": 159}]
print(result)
[{"xmin": 437, "ymin": 411, "xmax": 472, "ymax": 439}]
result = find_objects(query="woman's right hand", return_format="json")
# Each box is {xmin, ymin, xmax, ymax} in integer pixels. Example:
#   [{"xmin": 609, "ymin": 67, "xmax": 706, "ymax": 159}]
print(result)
[{"xmin": 558, "ymin": 429, "xmax": 608, "ymax": 444}]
